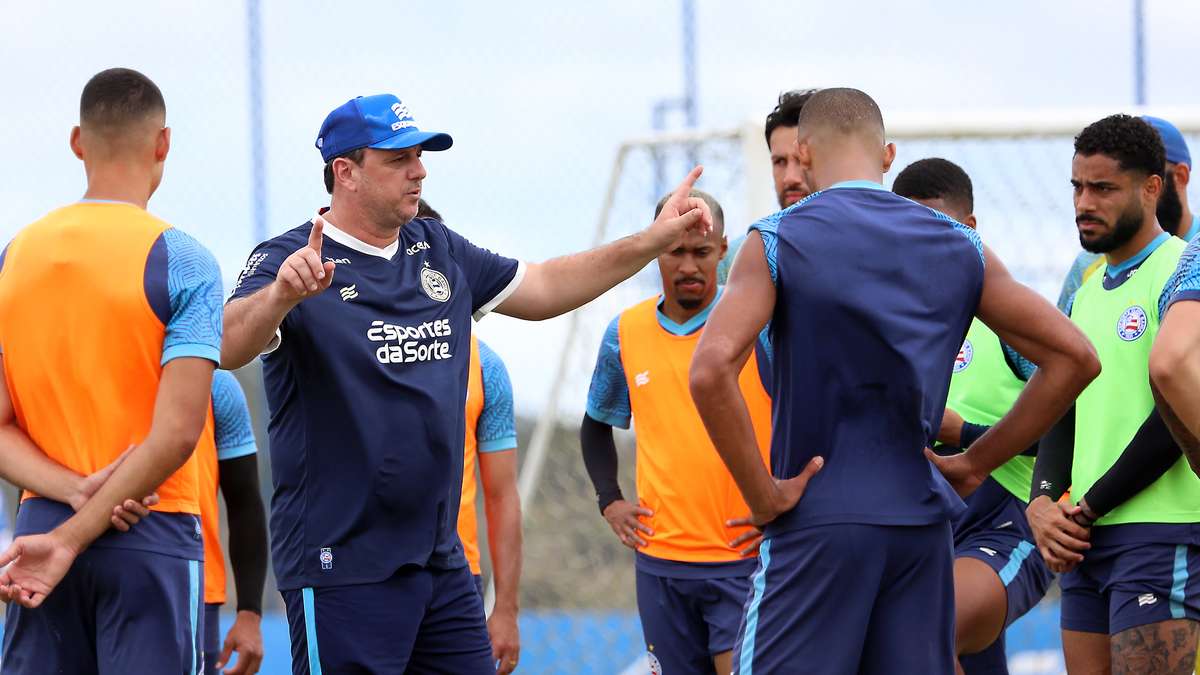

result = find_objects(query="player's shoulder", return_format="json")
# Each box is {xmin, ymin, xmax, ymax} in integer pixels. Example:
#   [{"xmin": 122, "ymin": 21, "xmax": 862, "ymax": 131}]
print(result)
[
  {"xmin": 157, "ymin": 228, "xmax": 221, "ymax": 285},
  {"xmin": 750, "ymin": 191, "xmax": 825, "ymax": 236},
  {"xmin": 908, "ymin": 202, "xmax": 983, "ymax": 263},
  {"xmin": 405, "ymin": 216, "xmax": 454, "ymax": 245},
  {"xmin": 1069, "ymin": 250, "xmax": 1104, "ymax": 276},
  {"xmin": 615, "ymin": 295, "xmax": 660, "ymax": 324}
]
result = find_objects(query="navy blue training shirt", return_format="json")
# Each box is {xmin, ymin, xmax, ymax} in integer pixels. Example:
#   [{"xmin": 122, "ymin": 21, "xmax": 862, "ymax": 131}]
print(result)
[
  {"xmin": 753, "ymin": 180, "xmax": 984, "ymax": 536},
  {"xmin": 229, "ymin": 213, "xmax": 522, "ymax": 590}
]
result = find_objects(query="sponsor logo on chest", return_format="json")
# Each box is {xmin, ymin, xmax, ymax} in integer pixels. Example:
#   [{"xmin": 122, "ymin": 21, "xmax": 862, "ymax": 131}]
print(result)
[{"xmin": 367, "ymin": 318, "xmax": 454, "ymax": 364}]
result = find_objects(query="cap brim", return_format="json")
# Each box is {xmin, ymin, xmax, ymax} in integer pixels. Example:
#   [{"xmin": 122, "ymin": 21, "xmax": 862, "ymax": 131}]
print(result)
[{"xmin": 369, "ymin": 130, "xmax": 453, "ymax": 152}]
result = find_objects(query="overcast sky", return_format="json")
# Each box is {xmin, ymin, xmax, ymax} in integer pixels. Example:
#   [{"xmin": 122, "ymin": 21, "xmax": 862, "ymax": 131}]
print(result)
[{"xmin": 3, "ymin": 0, "xmax": 1198, "ymax": 412}]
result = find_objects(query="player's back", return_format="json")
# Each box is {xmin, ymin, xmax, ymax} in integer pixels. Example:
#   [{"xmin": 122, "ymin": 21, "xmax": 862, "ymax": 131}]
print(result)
[
  {"xmin": 754, "ymin": 181, "xmax": 984, "ymax": 535},
  {"xmin": 0, "ymin": 201, "xmax": 206, "ymax": 515}
]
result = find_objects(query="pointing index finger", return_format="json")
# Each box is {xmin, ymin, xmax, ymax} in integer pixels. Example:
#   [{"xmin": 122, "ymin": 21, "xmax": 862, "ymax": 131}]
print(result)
[
  {"xmin": 669, "ymin": 166, "xmax": 704, "ymax": 208},
  {"xmin": 309, "ymin": 216, "xmax": 326, "ymax": 255}
]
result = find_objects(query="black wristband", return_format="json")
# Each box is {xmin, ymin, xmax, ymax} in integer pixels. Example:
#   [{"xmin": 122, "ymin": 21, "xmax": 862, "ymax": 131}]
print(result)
[
  {"xmin": 598, "ymin": 491, "xmax": 625, "ymax": 516},
  {"xmin": 959, "ymin": 422, "xmax": 990, "ymax": 449}
]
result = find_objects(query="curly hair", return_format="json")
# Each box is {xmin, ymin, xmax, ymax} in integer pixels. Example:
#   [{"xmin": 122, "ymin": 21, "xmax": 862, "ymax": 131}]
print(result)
[
  {"xmin": 764, "ymin": 89, "xmax": 819, "ymax": 147},
  {"xmin": 893, "ymin": 158, "xmax": 974, "ymax": 215},
  {"xmin": 1074, "ymin": 114, "xmax": 1165, "ymax": 177}
]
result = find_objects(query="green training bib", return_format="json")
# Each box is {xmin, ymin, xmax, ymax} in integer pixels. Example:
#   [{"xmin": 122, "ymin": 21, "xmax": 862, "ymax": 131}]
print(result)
[
  {"xmin": 1072, "ymin": 236, "xmax": 1200, "ymax": 525},
  {"xmin": 946, "ymin": 318, "xmax": 1031, "ymax": 501}
]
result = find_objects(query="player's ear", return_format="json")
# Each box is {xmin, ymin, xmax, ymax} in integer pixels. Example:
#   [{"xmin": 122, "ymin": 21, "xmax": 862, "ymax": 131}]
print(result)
[
  {"xmin": 881, "ymin": 142, "xmax": 897, "ymax": 174},
  {"xmin": 1175, "ymin": 162, "xmax": 1190, "ymax": 190},
  {"xmin": 69, "ymin": 126, "xmax": 84, "ymax": 160},
  {"xmin": 796, "ymin": 136, "xmax": 813, "ymax": 171},
  {"xmin": 719, "ymin": 235, "xmax": 728, "ymax": 261},
  {"xmin": 964, "ymin": 214, "xmax": 978, "ymax": 230},
  {"xmin": 155, "ymin": 127, "xmax": 171, "ymax": 162},
  {"xmin": 1144, "ymin": 172, "xmax": 1163, "ymax": 204}
]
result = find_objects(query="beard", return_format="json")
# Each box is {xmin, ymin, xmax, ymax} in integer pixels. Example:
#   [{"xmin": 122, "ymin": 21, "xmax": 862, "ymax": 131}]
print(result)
[
  {"xmin": 1079, "ymin": 200, "xmax": 1144, "ymax": 254},
  {"xmin": 677, "ymin": 297, "xmax": 704, "ymax": 310},
  {"xmin": 1157, "ymin": 171, "xmax": 1184, "ymax": 236}
]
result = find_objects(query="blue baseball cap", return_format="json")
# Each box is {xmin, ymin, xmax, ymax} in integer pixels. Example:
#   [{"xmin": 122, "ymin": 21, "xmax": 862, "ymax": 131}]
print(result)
[
  {"xmin": 315, "ymin": 94, "xmax": 452, "ymax": 163},
  {"xmin": 1142, "ymin": 115, "xmax": 1191, "ymax": 168}
]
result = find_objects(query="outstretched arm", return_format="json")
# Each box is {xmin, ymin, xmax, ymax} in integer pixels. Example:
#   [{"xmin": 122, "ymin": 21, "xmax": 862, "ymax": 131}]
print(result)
[
  {"xmin": 931, "ymin": 246, "xmax": 1099, "ymax": 495},
  {"xmin": 691, "ymin": 232, "xmax": 821, "ymax": 527},
  {"xmin": 496, "ymin": 167, "xmax": 713, "ymax": 321}
]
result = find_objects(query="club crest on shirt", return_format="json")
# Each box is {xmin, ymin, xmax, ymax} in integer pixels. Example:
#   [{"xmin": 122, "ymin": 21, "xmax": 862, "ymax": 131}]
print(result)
[
  {"xmin": 319, "ymin": 547, "xmax": 333, "ymax": 570},
  {"xmin": 1117, "ymin": 305, "xmax": 1148, "ymax": 341},
  {"xmin": 647, "ymin": 651, "xmax": 662, "ymax": 675},
  {"xmin": 420, "ymin": 265, "xmax": 451, "ymax": 302},
  {"xmin": 953, "ymin": 339, "xmax": 973, "ymax": 373}
]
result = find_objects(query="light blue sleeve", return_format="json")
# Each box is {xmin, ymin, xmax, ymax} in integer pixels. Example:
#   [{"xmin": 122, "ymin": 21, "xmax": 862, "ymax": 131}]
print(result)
[
  {"xmin": 756, "ymin": 327, "xmax": 773, "ymax": 367},
  {"xmin": 748, "ymin": 216, "xmax": 780, "ymax": 287},
  {"xmin": 161, "ymin": 228, "xmax": 223, "ymax": 365},
  {"xmin": 747, "ymin": 192, "xmax": 825, "ymax": 287},
  {"xmin": 212, "ymin": 370, "xmax": 257, "ymax": 461},
  {"xmin": 585, "ymin": 317, "xmax": 631, "ymax": 429},
  {"xmin": 1000, "ymin": 342, "xmax": 1037, "ymax": 381},
  {"xmin": 1162, "ymin": 237, "xmax": 1200, "ymax": 317},
  {"xmin": 1056, "ymin": 251, "xmax": 1100, "ymax": 314},
  {"xmin": 924, "ymin": 207, "xmax": 985, "ymax": 269},
  {"xmin": 476, "ymin": 340, "xmax": 518, "ymax": 453}
]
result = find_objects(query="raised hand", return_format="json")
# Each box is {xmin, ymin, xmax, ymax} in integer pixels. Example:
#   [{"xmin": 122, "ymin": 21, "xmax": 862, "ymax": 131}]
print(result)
[
  {"xmin": 273, "ymin": 216, "xmax": 336, "ymax": 303},
  {"xmin": 644, "ymin": 166, "xmax": 714, "ymax": 251},
  {"xmin": 0, "ymin": 532, "xmax": 79, "ymax": 608},
  {"xmin": 602, "ymin": 499, "xmax": 654, "ymax": 550}
]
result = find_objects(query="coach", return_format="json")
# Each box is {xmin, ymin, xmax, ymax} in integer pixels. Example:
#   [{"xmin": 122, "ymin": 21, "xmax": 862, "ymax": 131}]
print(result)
[{"xmin": 222, "ymin": 93, "xmax": 711, "ymax": 674}]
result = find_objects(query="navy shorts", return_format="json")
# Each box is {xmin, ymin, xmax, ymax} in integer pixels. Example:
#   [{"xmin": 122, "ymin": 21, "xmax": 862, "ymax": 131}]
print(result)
[
  {"xmin": 953, "ymin": 478, "xmax": 1054, "ymax": 674},
  {"xmin": 203, "ymin": 603, "xmax": 221, "ymax": 675},
  {"xmin": 474, "ymin": 573, "xmax": 484, "ymax": 598},
  {"xmin": 1060, "ymin": 524, "xmax": 1200, "ymax": 635},
  {"xmin": 635, "ymin": 566, "xmax": 751, "ymax": 673},
  {"xmin": 283, "ymin": 564, "xmax": 493, "ymax": 674},
  {"xmin": 1, "ymin": 546, "xmax": 204, "ymax": 675},
  {"xmin": 732, "ymin": 521, "xmax": 955, "ymax": 674}
]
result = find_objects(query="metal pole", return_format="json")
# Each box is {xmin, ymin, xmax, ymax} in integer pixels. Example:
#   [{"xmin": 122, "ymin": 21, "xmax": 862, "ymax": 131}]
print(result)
[
  {"xmin": 682, "ymin": 0, "xmax": 699, "ymax": 170},
  {"xmin": 247, "ymin": 0, "xmax": 268, "ymax": 243},
  {"xmin": 1134, "ymin": 0, "xmax": 1146, "ymax": 105}
]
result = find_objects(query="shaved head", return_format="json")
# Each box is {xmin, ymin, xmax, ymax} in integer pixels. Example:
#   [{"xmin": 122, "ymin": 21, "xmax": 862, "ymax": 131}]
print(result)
[
  {"xmin": 796, "ymin": 87, "xmax": 885, "ymax": 146},
  {"xmin": 71, "ymin": 68, "xmax": 172, "ymax": 201},
  {"xmin": 79, "ymin": 68, "xmax": 165, "ymax": 149}
]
